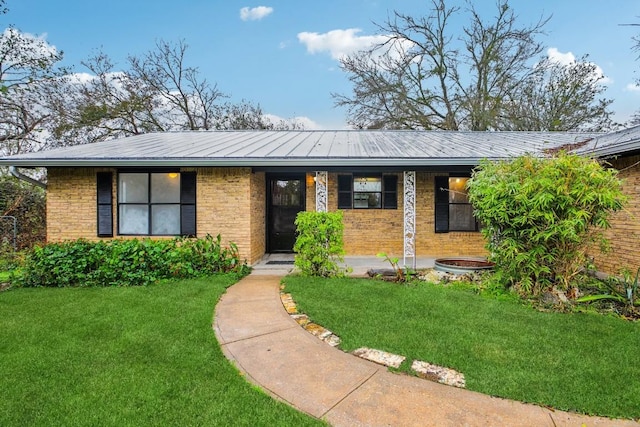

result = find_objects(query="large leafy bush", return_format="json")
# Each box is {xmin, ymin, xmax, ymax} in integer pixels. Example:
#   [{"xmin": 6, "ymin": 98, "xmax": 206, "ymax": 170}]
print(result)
[
  {"xmin": 467, "ymin": 153, "xmax": 626, "ymax": 296},
  {"xmin": 293, "ymin": 211, "xmax": 348, "ymax": 277},
  {"xmin": 15, "ymin": 235, "xmax": 249, "ymax": 287}
]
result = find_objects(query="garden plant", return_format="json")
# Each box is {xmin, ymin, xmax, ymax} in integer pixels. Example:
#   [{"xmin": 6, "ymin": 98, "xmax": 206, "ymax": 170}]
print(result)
[
  {"xmin": 14, "ymin": 234, "xmax": 249, "ymax": 287},
  {"xmin": 467, "ymin": 152, "xmax": 626, "ymax": 297},
  {"xmin": 293, "ymin": 210, "xmax": 349, "ymax": 277}
]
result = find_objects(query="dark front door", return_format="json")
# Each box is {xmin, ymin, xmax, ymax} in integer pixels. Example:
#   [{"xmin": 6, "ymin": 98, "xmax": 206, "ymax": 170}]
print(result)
[{"xmin": 267, "ymin": 175, "xmax": 305, "ymax": 252}]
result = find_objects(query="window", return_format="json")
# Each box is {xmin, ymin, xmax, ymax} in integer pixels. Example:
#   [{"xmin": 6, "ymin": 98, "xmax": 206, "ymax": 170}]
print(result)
[
  {"xmin": 105, "ymin": 171, "xmax": 196, "ymax": 236},
  {"xmin": 435, "ymin": 175, "xmax": 478, "ymax": 232},
  {"xmin": 338, "ymin": 174, "xmax": 398, "ymax": 209}
]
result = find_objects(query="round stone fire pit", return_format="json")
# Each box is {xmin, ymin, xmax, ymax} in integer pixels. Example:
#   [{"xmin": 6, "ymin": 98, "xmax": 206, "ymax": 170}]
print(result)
[{"xmin": 434, "ymin": 257, "xmax": 495, "ymax": 275}]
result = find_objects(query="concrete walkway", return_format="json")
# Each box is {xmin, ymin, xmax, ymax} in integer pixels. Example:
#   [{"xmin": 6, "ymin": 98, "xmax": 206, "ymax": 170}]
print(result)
[{"xmin": 213, "ymin": 269, "xmax": 639, "ymax": 426}]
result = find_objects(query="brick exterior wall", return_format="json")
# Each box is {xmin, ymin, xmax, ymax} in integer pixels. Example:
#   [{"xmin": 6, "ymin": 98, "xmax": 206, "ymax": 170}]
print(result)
[
  {"xmin": 47, "ymin": 168, "xmax": 110, "ymax": 242},
  {"xmin": 195, "ymin": 167, "xmax": 256, "ymax": 262},
  {"xmin": 47, "ymin": 162, "xmax": 640, "ymax": 272},
  {"xmin": 591, "ymin": 155, "xmax": 640, "ymax": 274},
  {"xmin": 249, "ymin": 172, "xmax": 266, "ymax": 264},
  {"xmin": 46, "ymin": 168, "xmax": 487, "ymax": 266},
  {"xmin": 416, "ymin": 172, "xmax": 486, "ymax": 257},
  {"xmin": 306, "ymin": 171, "xmax": 487, "ymax": 258},
  {"xmin": 47, "ymin": 167, "xmax": 264, "ymax": 264}
]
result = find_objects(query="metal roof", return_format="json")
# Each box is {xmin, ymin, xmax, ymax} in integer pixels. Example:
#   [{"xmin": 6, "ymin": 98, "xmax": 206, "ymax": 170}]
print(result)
[
  {"xmin": 0, "ymin": 130, "xmax": 610, "ymax": 168},
  {"xmin": 574, "ymin": 125, "xmax": 640, "ymax": 158}
]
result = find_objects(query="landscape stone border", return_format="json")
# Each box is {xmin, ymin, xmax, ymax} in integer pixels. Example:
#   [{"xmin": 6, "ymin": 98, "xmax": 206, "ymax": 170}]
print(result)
[{"xmin": 280, "ymin": 290, "xmax": 466, "ymax": 388}]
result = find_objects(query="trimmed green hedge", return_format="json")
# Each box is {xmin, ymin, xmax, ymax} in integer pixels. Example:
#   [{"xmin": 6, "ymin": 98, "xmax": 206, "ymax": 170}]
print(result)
[{"xmin": 14, "ymin": 235, "xmax": 250, "ymax": 287}]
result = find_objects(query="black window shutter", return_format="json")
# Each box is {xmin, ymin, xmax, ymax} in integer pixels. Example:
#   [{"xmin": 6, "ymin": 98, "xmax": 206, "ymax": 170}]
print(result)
[
  {"xmin": 96, "ymin": 172, "xmax": 113, "ymax": 237},
  {"xmin": 337, "ymin": 174, "xmax": 352, "ymax": 209},
  {"xmin": 434, "ymin": 175, "xmax": 449, "ymax": 233},
  {"xmin": 383, "ymin": 174, "xmax": 398, "ymax": 209},
  {"xmin": 180, "ymin": 172, "xmax": 197, "ymax": 237}
]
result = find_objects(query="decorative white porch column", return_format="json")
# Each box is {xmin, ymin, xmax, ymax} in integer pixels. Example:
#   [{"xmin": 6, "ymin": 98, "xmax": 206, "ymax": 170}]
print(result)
[
  {"xmin": 315, "ymin": 171, "xmax": 328, "ymax": 212},
  {"xmin": 403, "ymin": 171, "xmax": 416, "ymax": 269}
]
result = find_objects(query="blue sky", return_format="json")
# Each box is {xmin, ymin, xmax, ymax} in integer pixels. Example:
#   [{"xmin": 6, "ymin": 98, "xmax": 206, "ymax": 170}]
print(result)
[{"xmin": 5, "ymin": 0, "xmax": 640, "ymax": 129}]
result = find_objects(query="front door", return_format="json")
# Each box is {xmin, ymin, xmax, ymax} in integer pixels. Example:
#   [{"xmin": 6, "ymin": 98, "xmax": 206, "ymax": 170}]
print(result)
[{"xmin": 267, "ymin": 175, "xmax": 305, "ymax": 252}]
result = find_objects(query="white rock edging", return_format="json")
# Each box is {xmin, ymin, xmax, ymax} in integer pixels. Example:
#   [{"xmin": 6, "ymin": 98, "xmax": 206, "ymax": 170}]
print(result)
[
  {"xmin": 411, "ymin": 360, "xmax": 466, "ymax": 388},
  {"xmin": 352, "ymin": 347, "xmax": 405, "ymax": 369}
]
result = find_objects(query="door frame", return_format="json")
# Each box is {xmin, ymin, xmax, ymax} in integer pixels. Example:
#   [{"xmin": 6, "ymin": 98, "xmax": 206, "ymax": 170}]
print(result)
[{"xmin": 266, "ymin": 173, "xmax": 307, "ymax": 253}]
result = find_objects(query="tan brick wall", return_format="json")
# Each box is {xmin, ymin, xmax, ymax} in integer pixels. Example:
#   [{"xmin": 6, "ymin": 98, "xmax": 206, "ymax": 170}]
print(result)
[
  {"xmin": 47, "ymin": 168, "xmax": 487, "ymax": 263},
  {"xmin": 51, "ymin": 161, "xmax": 640, "ymax": 271},
  {"xmin": 47, "ymin": 167, "xmax": 259, "ymax": 262},
  {"xmin": 416, "ymin": 172, "xmax": 486, "ymax": 257},
  {"xmin": 249, "ymin": 172, "xmax": 266, "ymax": 264},
  {"xmin": 47, "ymin": 168, "xmax": 113, "ymax": 242},
  {"xmin": 307, "ymin": 171, "xmax": 487, "ymax": 258},
  {"xmin": 592, "ymin": 156, "xmax": 640, "ymax": 274},
  {"xmin": 195, "ymin": 167, "xmax": 254, "ymax": 262}
]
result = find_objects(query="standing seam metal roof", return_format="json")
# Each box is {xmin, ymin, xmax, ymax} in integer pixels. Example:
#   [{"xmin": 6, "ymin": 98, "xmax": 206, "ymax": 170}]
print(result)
[{"xmin": 0, "ymin": 129, "xmax": 631, "ymax": 168}]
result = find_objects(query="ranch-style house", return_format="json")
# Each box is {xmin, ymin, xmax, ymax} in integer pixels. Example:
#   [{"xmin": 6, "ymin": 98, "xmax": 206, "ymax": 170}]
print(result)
[{"xmin": 1, "ymin": 126, "xmax": 639, "ymax": 274}]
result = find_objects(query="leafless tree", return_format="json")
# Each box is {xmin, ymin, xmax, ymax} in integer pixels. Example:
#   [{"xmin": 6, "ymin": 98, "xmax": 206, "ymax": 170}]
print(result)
[
  {"xmin": 334, "ymin": 0, "xmax": 613, "ymax": 131},
  {"xmin": 0, "ymin": 27, "xmax": 65, "ymax": 154},
  {"xmin": 48, "ymin": 51, "xmax": 167, "ymax": 145},
  {"xmin": 127, "ymin": 39, "xmax": 225, "ymax": 131},
  {"xmin": 500, "ymin": 57, "xmax": 614, "ymax": 131},
  {"xmin": 49, "ymin": 39, "xmax": 303, "ymax": 146}
]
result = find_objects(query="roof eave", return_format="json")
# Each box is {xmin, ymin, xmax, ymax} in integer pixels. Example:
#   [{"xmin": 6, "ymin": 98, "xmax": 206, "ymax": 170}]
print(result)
[{"xmin": 0, "ymin": 157, "xmax": 509, "ymax": 168}]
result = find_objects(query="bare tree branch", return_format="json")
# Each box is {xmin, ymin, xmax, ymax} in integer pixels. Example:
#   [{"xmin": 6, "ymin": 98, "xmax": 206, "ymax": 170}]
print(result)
[{"xmin": 334, "ymin": 0, "xmax": 611, "ymax": 131}]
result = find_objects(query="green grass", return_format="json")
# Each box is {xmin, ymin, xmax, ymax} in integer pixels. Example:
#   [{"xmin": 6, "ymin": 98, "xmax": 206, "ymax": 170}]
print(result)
[
  {"xmin": 0, "ymin": 276, "xmax": 323, "ymax": 427},
  {"xmin": 283, "ymin": 276, "xmax": 640, "ymax": 420}
]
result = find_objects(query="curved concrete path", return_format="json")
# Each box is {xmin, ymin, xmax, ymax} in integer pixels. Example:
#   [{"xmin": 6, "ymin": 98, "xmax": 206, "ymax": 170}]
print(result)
[{"xmin": 213, "ymin": 273, "xmax": 639, "ymax": 427}]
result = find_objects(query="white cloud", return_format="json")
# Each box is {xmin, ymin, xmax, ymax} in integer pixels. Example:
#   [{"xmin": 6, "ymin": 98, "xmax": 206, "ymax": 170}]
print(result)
[
  {"xmin": 68, "ymin": 71, "xmax": 130, "ymax": 83},
  {"xmin": 291, "ymin": 116, "xmax": 323, "ymax": 130},
  {"xmin": 626, "ymin": 83, "xmax": 640, "ymax": 93},
  {"xmin": 297, "ymin": 28, "xmax": 389, "ymax": 60},
  {"xmin": 547, "ymin": 47, "xmax": 575, "ymax": 66},
  {"xmin": 546, "ymin": 47, "xmax": 612, "ymax": 84},
  {"xmin": 0, "ymin": 28, "xmax": 58, "ymax": 62},
  {"xmin": 239, "ymin": 6, "xmax": 273, "ymax": 21},
  {"xmin": 67, "ymin": 72, "xmax": 96, "ymax": 85},
  {"xmin": 263, "ymin": 113, "xmax": 323, "ymax": 130}
]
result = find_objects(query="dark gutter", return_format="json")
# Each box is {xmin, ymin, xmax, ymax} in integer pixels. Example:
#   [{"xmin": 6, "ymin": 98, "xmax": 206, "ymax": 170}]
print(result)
[{"xmin": 8, "ymin": 166, "xmax": 47, "ymax": 189}]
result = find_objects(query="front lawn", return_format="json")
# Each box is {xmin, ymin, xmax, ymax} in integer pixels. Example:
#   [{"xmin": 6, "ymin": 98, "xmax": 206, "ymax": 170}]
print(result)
[
  {"xmin": 0, "ymin": 276, "xmax": 322, "ymax": 426},
  {"xmin": 283, "ymin": 276, "xmax": 640, "ymax": 420}
]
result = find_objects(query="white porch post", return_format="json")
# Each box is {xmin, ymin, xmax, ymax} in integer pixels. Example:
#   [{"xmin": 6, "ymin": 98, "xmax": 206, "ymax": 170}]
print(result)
[
  {"xmin": 315, "ymin": 171, "xmax": 328, "ymax": 212},
  {"xmin": 403, "ymin": 171, "xmax": 416, "ymax": 269}
]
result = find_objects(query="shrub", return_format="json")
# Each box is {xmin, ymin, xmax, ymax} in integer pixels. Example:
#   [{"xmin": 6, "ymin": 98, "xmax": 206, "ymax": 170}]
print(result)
[
  {"xmin": 467, "ymin": 153, "xmax": 626, "ymax": 296},
  {"xmin": 293, "ymin": 211, "xmax": 348, "ymax": 277},
  {"xmin": 0, "ymin": 244, "xmax": 23, "ymax": 271},
  {"xmin": 167, "ymin": 235, "xmax": 248, "ymax": 277},
  {"xmin": 577, "ymin": 267, "xmax": 640, "ymax": 319},
  {"xmin": 0, "ymin": 175, "xmax": 46, "ymax": 251},
  {"xmin": 15, "ymin": 235, "xmax": 250, "ymax": 287}
]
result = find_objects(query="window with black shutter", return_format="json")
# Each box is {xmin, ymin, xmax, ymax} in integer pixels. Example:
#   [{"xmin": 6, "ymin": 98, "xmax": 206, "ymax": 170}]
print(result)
[
  {"xmin": 383, "ymin": 175, "xmax": 398, "ymax": 209},
  {"xmin": 114, "ymin": 171, "xmax": 196, "ymax": 236},
  {"xmin": 96, "ymin": 172, "xmax": 113, "ymax": 237},
  {"xmin": 435, "ymin": 175, "xmax": 478, "ymax": 233},
  {"xmin": 180, "ymin": 172, "xmax": 197, "ymax": 237},
  {"xmin": 337, "ymin": 173, "xmax": 398, "ymax": 209},
  {"xmin": 338, "ymin": 175, "xmax": 352, "ymax": 209}
]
